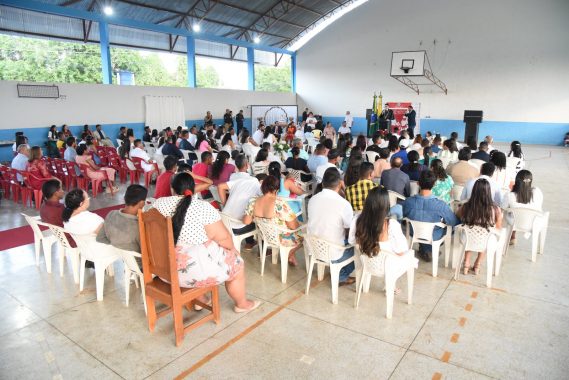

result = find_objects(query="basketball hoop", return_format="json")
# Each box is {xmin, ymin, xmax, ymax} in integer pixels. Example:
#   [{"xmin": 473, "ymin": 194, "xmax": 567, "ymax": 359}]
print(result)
[{"xmin": 400, "ymin": 59, "xmax": 414, "ymax": 74}]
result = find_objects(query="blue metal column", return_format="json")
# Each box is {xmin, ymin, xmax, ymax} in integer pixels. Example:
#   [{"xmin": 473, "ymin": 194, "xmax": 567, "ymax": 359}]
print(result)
[
  {"xmin": 291, "ymin": 54, "xmax": 296, "ymax": 93},
  {"xmin": 247, "ymin": 47, "xmax": 255, "ymax": 91},
  {"xmin": 186, "ymin": 36, "xmax": 196, "ymax": 87},
  {"xmin": 99, "ymin": 21, "xmax": 112, "ymax": 84}
]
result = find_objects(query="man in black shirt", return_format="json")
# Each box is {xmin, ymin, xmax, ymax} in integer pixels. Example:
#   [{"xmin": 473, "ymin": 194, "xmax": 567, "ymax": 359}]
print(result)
[
  {"xmin": 404, "ymin": 105, "xmax": 416, "ymax": 138},
  {"xmin": 471, "ymin": 141, "xmax": 490, "ymax": 162},
  {"xmin": 142, "ymin": 126, "xmax": 151, "ymax": 142},
  {"xmin": 366, "ymin": 133, "xmax": 383, "ymax": 154},
  {"xmin": 223, "ymin": 109, "xmax": 233, "ymax": 128},
  {"xmin": 302, "ymin": 108, "xmax": 309, "ymax": 122},
  {"xmin": 236, "ymin": 110, "xmax": 244, "ymax": 134}
]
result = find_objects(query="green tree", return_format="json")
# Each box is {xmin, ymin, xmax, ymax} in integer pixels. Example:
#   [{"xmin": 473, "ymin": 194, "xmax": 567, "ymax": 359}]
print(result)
[
  {"xmin": 255, "ymin": 62, "xmax": 291, "ymax": 92},
  {"xmin": 196, "ymin": 62, "xmax": 220, "ymax": 88},
  {"xmin": 0, "ymin": 34, "xmax": 102, "ymax": 83}
]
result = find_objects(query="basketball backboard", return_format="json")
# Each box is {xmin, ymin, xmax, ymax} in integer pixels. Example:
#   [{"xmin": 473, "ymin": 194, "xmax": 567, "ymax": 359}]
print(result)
[{"xmin": 390, "ymin": 51, "xmax": 426, "ymax": 76}]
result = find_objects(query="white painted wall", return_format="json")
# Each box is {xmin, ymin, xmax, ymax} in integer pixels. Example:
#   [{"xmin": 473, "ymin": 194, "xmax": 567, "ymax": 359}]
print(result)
[
  {"xmin": 0, "ymin": 80, "xmax": 296, "ymax": 129},
  {"xmin": 296, "ymin": 0, "xmax": 569, "ymax": 123}
]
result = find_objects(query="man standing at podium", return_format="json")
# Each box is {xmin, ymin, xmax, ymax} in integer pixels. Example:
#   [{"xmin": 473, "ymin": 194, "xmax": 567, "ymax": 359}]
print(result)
[
  {"xmin": 379, "ymin": 104, "xmax": 394, "ymax": 132},
  {"xmin": 405, "ymin": 105, "xmax": 416, "ymax": 138}
]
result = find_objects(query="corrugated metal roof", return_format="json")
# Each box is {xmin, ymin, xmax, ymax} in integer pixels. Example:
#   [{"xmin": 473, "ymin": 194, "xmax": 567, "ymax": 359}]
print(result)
[{"xmin": 0, "ymin": 0, "xmax": 355, "ymax": 64}]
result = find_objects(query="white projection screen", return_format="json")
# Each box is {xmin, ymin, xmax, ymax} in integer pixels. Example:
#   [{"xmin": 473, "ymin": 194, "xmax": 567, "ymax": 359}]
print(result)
[{"xmin": 250, "ymin": 105, "xmax": 298, "ymax": 129}]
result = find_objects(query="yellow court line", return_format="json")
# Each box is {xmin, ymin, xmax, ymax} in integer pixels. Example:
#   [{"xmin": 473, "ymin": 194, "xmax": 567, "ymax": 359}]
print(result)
[{"xmin": 175, "ymin": 281, "xmax": 321, "ymax": 379}]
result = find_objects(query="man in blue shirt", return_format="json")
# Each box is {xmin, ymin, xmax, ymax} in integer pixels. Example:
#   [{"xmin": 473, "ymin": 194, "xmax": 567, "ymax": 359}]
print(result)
[
  {"xmin": 391, "ymin": 141, "xmax": 410, "ymax": 165},
  {"xmin": 307, "ymin": 144, "xmax": 328, "ymax": 173},
  {"xmin": 403, "ymin": 170, "xmax": 460, "ymax": 262},
  {"xmin": 381, "ymin": 157, "xmax": 410, "ymax": 197}
]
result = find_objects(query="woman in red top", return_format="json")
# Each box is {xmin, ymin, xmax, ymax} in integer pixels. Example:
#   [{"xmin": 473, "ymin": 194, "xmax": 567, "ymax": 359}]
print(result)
[
  {"xmin": 285, "ymin": 122, "xmax": 296, "ymax": 144},
  {"xmin": 26, "ymin": 146, "xmax": 54, "ymax": 189}
]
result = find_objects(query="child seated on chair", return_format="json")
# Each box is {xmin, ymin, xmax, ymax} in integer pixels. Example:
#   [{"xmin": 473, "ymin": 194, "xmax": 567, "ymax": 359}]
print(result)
[{"xmin": 97, "ymin": 185, "xmax": 148, "ymax": 265}]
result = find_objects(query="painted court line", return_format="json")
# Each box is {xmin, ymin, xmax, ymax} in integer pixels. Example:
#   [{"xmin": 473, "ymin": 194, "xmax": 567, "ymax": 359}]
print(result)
[
  {"xmin": 459, "ymin": 317, "xmax": 467, "ymax": 327},
  {"xmin": 450, "ymin": 333, "xmax": 460, "ymax": 343},
  {"xmin": 432, "ymin": 372, "xmax": 442, "ymax": 380},
  {"xmin": 464, "ymin": 304, "xmax": 473, "ymax": 311},
  {"xmin": 441, "ymin": 351, "xmax": 451, "ymax": 363},
  {"xmin": 175, "ymin": 282, "xmax": 320, "ymax": 379}
]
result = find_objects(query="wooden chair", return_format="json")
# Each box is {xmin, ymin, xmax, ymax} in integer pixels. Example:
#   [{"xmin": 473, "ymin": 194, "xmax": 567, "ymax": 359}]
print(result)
[{"xmin": 138, "ymin": 208, "xmax": 220, "ymax": 347}]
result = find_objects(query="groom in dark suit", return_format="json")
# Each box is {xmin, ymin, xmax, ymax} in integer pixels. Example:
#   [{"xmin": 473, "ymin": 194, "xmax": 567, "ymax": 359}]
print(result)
[
  {"xmin": 379, "ymin": 104, "xmax": 394, "ymax": 131},
  {"xmin": 404, "ymin": 105, "xmax": 416, "ymax": 138}
]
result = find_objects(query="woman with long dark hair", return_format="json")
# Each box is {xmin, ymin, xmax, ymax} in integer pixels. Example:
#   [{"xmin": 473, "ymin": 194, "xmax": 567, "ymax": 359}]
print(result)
[
  {"xmin": 220, "ymin": 133, "xmax": 235, "ymax": 153},
  {"xmin": 63, "ymin": 189, "xmax": 104, "ymax": 238},
  {"xmin": 243, "ymin": 175, "xmax": 302, "ymax": 266},
  {"xmin": 356, "ymin": 135, "xmax": 367, "ymax": 152},
  {"xmin": 401, "ymin": 150, "xmax": 427, "ymax": 181},
  {"xmin": 490, "ymin": 151, "xmax": 514, "ymax": 190},
  {"xmin": 153, "ymin": 172, "xmax": 259, "ymax": 313},
  {"xmin": 457, "ymin": 179, "xmax": 503, "ymax": 275},
  {"xmin": 196, "ymin": 131, "xmax": 211, "ymax": 153},
  {"xmin": 430, "ymin": 159, "xmax": 454, "ymax": 204},
  {"xmin": 209, "ymin": 151, "xmax": 235, "ymax": 185},
  {"xmin": 437, "ymin": 139, "xmax": 459, "ymax": 162},
  {"xmin": 75, "ymin": 144, "xmax": 119, "ymax": 193},
  {"xmin": 507, "ymin": 140, "xmax": 525, "ymax": 172},
  {"xmin": 343, "ymin": 154, "xmax": 364, "ymax": 187}
]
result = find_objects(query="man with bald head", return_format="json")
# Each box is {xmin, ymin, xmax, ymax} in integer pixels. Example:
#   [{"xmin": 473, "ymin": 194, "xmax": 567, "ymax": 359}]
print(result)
[{"xmin": 380, "ymin": 156, "xmax": 411, "ymax": 197}]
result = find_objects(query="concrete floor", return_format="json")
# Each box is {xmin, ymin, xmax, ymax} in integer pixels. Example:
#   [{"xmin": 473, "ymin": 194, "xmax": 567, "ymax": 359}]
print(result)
[{"xmin": 0, "ymin": 143, "xmax": 568, "ymax": 379}]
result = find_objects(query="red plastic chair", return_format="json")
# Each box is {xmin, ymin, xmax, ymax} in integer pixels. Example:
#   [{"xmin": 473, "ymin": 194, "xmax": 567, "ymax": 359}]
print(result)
[
  {"xmin": 0, "ymin": 165, "xmax": 11, "ymax": 199},
  {"xmin": 65, "ymin": 161, "xmax": 87, "ymax": 191},
  {"xmin": 8, "ymin": 168, "xmax": 24, "ymax": 203},
  {"xmin": 130, "ymin": 157, "xmax": 159, "ymax": 188},
  {"xmin": 78, "ymin": 164, "xmax": 109, "ymax": 197},
  {"xmin": 19, "ymin": 171, "xmax": 44, "ymax": 210}
]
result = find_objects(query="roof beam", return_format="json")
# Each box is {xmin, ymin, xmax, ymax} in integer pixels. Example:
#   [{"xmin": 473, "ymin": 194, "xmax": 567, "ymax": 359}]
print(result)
[
  {"xmin": 59, "ymin": 0, "xmax": 83, "ymax": 6},
  {"xmin": 214, "ymin": 0, "xmax": 305, "ymax": 29},
  {"xmin": 0, "ymin": 0, "xmax": 294, "ymax": 54}
]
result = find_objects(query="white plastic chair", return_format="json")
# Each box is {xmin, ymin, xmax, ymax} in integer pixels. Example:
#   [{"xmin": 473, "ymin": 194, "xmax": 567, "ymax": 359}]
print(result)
[
  {"xmin": 143, "ymin": 197, "xmax": 156, "ymax": 211},
  {"xmin": 409, "ymin": 181, "xmax": 420, "ymax": 196},
  {"xmin": 115, "ymin": 248, "xmax": 147, "ymax": 314},
  {"xmin": 72, "ymin": 235, "xmax": 121, "ymax": 301},
  {"xmin": 506, "ymin": 157, "xmax": 523, "ymax": 173},
  {"xmin": 254, "ymin": 217, "xmax": 306, "ymax": 283},
  {"xmin": 304, "ymin": 235, "xmax": 355, "ymax": 304},
  {"xmin": 453, "ymin": 224, "xmax": 500, "ymax": 288},
  {"xmin": 404, "ymin": 218, "xmax": 452, "ymax": 277},
  {"xmin": 252, "ymin": 162, "xmax": 270, "ymax": 175},
  {"xmin": 388, "ymin": 190, "xmax": 406, "ymax": 208},
  {"xmin": 508, "ymin": 207, "xmax": 549, "ymax": 262},
  {"xmin": 47, "ymin": 224, "xmax": 81, "ymax": 284},
  {"xmin": 220, "ymin": 213, "xmax": 257, "ymax": 254},
  {"xmin": 21, "ymin": 214, "xmax": 57, "ymax": 274},
  {"xmin": 365, "ymin": 151, "xmax": 379, "ymax": 163},
  {"xmin": 354, "ymin": 246, "xmax": 416, "ymax": 319},
  {"xmin": 287, "ymin": 169, "xmax": 315, "ymax": 194}
]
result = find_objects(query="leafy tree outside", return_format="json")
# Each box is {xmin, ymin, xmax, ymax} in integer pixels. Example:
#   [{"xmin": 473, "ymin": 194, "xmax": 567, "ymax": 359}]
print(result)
[{"xmin": 255, "ymin": 61, "xmax": 292, "ymax": 92}]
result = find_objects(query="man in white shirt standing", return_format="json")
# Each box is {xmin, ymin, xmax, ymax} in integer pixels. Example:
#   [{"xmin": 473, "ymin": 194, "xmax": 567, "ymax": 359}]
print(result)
[
  {"xmin": 344, "ymin": 111, "xmax": 354, "ymax": 130},
  {"xmin": 308, "ymin": 168, "xmax": 355, "ymax": 286},
  {"xmin": 130, "ymin": 139, "xmax": 156, "ymax": 173},
  {"xmin": 315, "ymin": 148, "xmax": 342, "ymax": 183},
  {"xmin": 218, "ymin": 155, "xmax": 261, "ymax": 250},
  {"xmin": 252, "ymin": 125, "xmax": 265, "ymax": 146},
  {"xmin": 338, "ymin": 121, "xmax": 351, "ymax": 135}
]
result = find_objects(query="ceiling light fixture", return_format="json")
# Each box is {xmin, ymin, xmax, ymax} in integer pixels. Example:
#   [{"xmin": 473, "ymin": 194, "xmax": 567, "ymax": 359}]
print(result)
[
  {"xmin": 103, "ymin": 6, "xmax": 113, "ymax": 16},
  {"xmin": 192, "ymin": 24, "xmax": 201, "ymax": 32},
  {"xmin": 253, "ymin": 36, "xmax": 261, "ymax": 44}
]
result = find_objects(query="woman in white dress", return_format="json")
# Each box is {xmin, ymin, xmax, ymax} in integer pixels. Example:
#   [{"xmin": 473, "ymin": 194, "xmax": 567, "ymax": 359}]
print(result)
[
  {"xmin": 153, "ymin": 172, "xmax": 259, "ymax": 313},
  {"xmin": 349, "ymin": 187, "xmax": 418, "ymax": 292}
]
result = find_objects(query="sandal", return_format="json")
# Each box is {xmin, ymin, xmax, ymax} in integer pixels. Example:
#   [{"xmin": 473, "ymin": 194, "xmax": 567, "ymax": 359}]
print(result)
[
  {"xmin": 234, "ymin": 300, "xmax": 261, "ymax": 313},
  {"xmin": 473, "ymin": 265, "xmax": 480, "ymax": 275},
  {"xmin": 463, "ymin": 261, "xmax": 470, "ymax": 275}
]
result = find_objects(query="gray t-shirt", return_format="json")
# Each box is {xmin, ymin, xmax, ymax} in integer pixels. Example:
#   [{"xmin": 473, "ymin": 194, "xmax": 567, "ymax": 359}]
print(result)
[{"xmin": 96, "ymin": 210, "xmax": 140, "ymax": 252}]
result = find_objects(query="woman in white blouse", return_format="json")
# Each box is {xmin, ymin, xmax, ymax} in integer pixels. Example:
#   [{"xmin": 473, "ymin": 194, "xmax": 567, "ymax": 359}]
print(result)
[
  {"xmin": 490, "ymin": 151, "xmax": 515, "ymax": 190},
  {"xmin": 153, "ymin": 172, "xmax": 260, "ymax": 313},
  {"xmin": 63, "ymin": 189, "xmax": 104, "ymax": 238},
  {"xmin": 349, "ymin": 187, "xmax": 417, "ymax": 292},
  {"xmin": 501, "ymin": 170, "xmax": 544, "ymax": 245}
]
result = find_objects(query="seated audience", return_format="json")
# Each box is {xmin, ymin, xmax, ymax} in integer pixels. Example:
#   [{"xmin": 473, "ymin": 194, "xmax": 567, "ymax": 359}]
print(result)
[
  {"xmin": 402, "ymin": 170, "xmax": 459, "ymax": 262},
  {"xmin": 208, "ymin": 151, "xmax": 235, "ymax": 186},
  {"xmin": 243, "ymin": 175, "xmax": 302, "ymax": 266},
  {"xmin": 161, "ymin": 135, "xmax": 184, "ymax": 160},
  {"xmin": 410, "ymin": 135, "xmax": 423, "ymax": 151},
  {"xmin": 62, "ymin": 189, "xmax": 104, "ymax": 239},
  {"xmin": 285, "ymin": 147, "xmax": 310, "ymax": 173},
  {"xmin": 381, "ymin": 157, "xmax": 410, "ymax": 197},
  {"xmin": 40, "ymin": 179, "xmax": 65, "ymax": 227},
  {"xmin": 218, "ymin": 157, "xmax": 262, "ymax": 250},
  {"xmin": 471, "ymin": 141, "xmax": 490, "ymax": 162},
  {"xmin": 11, "ymin": 144, "xmax": 29, "ymax": 181},
  {"xmin": 401, "ymin": 150, "xmax": 427, "ymax": 181},
  {"xmin": 349, "ymin": 187, "xmax": 415, "ymax": 292},
  {"xmin": 366, "ymin": 133, "xmax": 383, "ymax": 154},
  {"xmin": 308, "ymin": 168, "xmax": 355, "ymax": 286},
  {"xmin": 343, "ymin": 154, "xmax": 364, "ymax": 188},
  {"xmin": 142, "ymin": 126, "xmax": 151, "ymax": 143},
  {"xmin": 461, "ymin": 162, "xmax": 502, "ymax": 205},
  {"xmin": 507, "ymin": 140, "xmax": 525, "ymax": 172},
  {"xmin": 287, "ymin": 139, "xmax": 309, "ymax": 160},
  {"xmin": 193, "ymin": 151, "xmax": 214, "ymax": 196},
  {"xmin": 93, "ymin": 124, "xmax": 113, "ymax": 147},
  {"xmin": 75, "ymin": 145, "xmax": 118, "ymax": 193},
  {"xmin": 456, "ymin": 178, "xmax": 503, "ymax": 274},
  {"xmin": 63, "ymin": 137, "xmax": 77, "ymax": 162},
  {"xmin": 345, "ymin": 162, "xmax": 377, "ymax": 211},
  {"xmin": 154, "ymin": 156, "xmax": 178, "ymax": 199},
  {"xmin": 447, "ymin": 147, "xmax": 479, "ymax": 186},
  {"xmin": 391, "ymin": 140, "xmax": 410, "ymax": 165},
  {"xmin": 220, "ymin": 133, "xmax": 235, "ymax": 153},
  {"xmin": 130, "ymin": 139, "xmax": 156, "ymax": 173},
  {"xmin": 61, "ymin": 124, "xmax": 72, "ymax": 138},
  {"xmin": 430, "ymin": 159, "xmax": 454, "ymax": 204},
  {"xmin": 315, "ymin": 148, "xmax": 342, "ymax": 183},
  {"xmin": 323, "ymin": 122, "xmax": 336, "ymax": 141},
  {"xmin": 97, "ymin": 184, "xmax": 147, "ymax": 256},
  {"xmin": 430, "ymin": 136, "xmax": 442, "ymax": 154},
  {"xmin": 178, "ymin": 130, "xmax": 195, "ymax": 151},
  {"xmin": 437, "ymin": 139, "xmax": 459, "ymax": 162},
  {"xmin": 307, "ymin": 144, "xmax": 328, "ymax": 173},
  {"xmin": 153, "ymin": 172, "xmax": 259, "ymax": 312},
  {"xmin": 485, "ymin": 135, "xmax": 495, "ymax": 152},
  {"xmin": 26, "ymin": 146, "xmax": 54, "ymax": 188},
  {"xmin": 373, "ymin": 148, "xmax": 391, "ymax": 179},
  {"xmin": 490, "ymin": 151, "xmax": 514, "ymax": 190},
  {"xmin": 56, "ymin": 132, "xmax": 66, "ymax": 150}
]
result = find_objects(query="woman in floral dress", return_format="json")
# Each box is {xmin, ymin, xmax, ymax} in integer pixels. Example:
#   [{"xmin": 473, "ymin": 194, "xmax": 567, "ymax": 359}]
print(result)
[
  {"xmin": 153, "ymin": 172, "xmax": 260, "ymax": 313},
  {"xmin": 430, "ymin": 159, "xmax": 454, "ymax": 204},
  {"xmin": 243, "ymin": 175, "xmax": 303, "ymax": 266}
]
